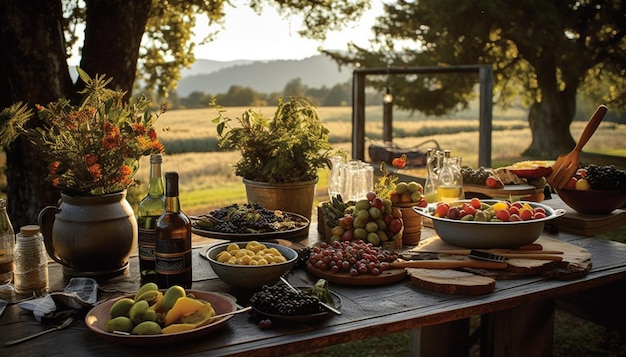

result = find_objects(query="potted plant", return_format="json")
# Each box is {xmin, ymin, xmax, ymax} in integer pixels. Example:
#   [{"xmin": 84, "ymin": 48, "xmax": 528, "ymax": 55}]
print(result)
[
  {"xmin": 1, "ymin": 68, "xmax": 165, "ymax": 276},
  {"xmin": 212, "ymin": 96, "xmax": 340, "ymax": 220}
]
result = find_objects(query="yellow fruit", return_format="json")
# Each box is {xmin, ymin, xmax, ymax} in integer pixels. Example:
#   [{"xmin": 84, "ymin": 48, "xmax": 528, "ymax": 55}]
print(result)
[
  {"xmin": 131, "ymin": 321, "xmax": 161, "ymax": 335},
  {"xmin": 164, "ymin": 296, "xmax": 206, "ymax": 326},
  {"xmin": 161, "ymin": 323, "xmax": 197, "ymax": 334},
  {"xmin": 226, "ymin": 243, "xmax": 239, "ymax": 252},
  {"xmin": 162, "ymin": 285, "xmax": 187, "ymax": 311},
  {"xmin": 104, "ymin": 316, "xmax": 134, "ymax": 333},
  {"xmin": 216, "ymin": 251, "xmax": 232, "ymax": 263},
  {"xmin": 109, "ymin": 298, "xmax": 135, "ymax": 318},
  {"xmin": 179, "ymin": 303, "xmax": 216, "ymax": 327},
  {"xmin": 134, "ymin": 282, "xmax": 158, "ymax": 302}
]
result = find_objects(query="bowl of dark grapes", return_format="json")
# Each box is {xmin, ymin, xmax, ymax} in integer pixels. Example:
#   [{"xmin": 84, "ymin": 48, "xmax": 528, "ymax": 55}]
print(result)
[
  {"xmin": 249, "ymin": 280, "xmax": 341, "ymax": 323},
  {"xmin": 554, "ymin": 165, "xmax": 626, "ymax": 214}
]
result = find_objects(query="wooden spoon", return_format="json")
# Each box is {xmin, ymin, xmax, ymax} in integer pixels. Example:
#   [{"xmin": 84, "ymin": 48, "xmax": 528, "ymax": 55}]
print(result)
[{"xmin": 547, "ymin": 105, "xmax": 608, "ymax": 189}]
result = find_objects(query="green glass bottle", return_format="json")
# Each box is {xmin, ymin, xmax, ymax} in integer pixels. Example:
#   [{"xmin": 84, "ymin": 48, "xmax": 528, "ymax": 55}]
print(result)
[{"xmin": 137, "ymin": 154, "xmax": 165, "ymax": 284}]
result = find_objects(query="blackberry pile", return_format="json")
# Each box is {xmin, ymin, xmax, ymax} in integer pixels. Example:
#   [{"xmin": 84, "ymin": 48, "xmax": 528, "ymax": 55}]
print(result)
[
  {"xmin": 250, "ymin": 284, "xmax": 324, "ymax": 315},
  {"xmin": 584, "ymin": 165, "xmax": 626, "ymax": 190},
  {"xmin": 295, "ymin": 247, "xmax": 312, "ymax": 269},
  {"xmin": 207, "ymin": 203, "xmax": 290, "ymax": 233},
  {"xmin": 461, "ymin": 166, "xmax": 491, "ymax": 185}
]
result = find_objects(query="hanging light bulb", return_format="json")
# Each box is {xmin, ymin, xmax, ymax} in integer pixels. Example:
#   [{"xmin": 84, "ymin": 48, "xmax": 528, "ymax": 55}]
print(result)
[{"xmin": 383, "ymin": 87, "xmax": 393, "ymax": 103}]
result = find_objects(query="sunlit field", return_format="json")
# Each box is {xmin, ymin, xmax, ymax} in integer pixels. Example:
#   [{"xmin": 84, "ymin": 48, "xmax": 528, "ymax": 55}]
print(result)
[
  {"xmin": 2, "ymin": 104, "xmax": 624, "ymax": 216},
  {"xmin": 127, "ymin": 104, "xmax": 626, "ymax": 216}
]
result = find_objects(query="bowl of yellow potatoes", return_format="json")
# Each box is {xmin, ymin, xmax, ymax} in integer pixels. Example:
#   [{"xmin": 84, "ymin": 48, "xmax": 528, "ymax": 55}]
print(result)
[{"xmin": 204, "ymin": 241, "xmax": 298, "ymax": 290}]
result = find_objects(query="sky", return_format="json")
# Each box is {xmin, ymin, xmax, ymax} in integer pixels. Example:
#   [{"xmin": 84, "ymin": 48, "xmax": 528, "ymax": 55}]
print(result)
[{"xmin": 192, "ymin": 3, "xmax": 384, "ymax": 61}]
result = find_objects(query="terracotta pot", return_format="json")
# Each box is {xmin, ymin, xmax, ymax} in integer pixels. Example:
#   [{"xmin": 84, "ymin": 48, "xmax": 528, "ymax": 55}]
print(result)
[
  {"xmin": 243, "ymin": 178, "xmax": 318, "ymax": 222},
  {"xmin": 38, "ymin": 190, "xmax": 137, "ymax": 277},
  {"xmin": 393, "ymin": 202, "xmax": 423, "ymax": 246}
]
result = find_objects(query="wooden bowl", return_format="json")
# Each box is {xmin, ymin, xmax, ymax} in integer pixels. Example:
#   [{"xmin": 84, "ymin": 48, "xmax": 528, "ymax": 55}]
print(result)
[{"xmin": 554, "ymin": 187, "xmax": 626, "ymax": 215}]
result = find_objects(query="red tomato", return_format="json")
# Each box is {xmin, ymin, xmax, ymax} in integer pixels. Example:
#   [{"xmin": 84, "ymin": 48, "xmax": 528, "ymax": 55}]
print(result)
[
  {"xmin": 496, "ymin": 209, "xmax": 510, "ymax": 221},
  {"xmin": 436, "ymin": 202, "xmax": 450, "ymax": 217},
  {"xmin": 470, "ymin": 197, "xmax": 482, "ymax": 209},
  {"xmin": 486, "ymin": 176, "xmax": 500, "ymax": 189}
]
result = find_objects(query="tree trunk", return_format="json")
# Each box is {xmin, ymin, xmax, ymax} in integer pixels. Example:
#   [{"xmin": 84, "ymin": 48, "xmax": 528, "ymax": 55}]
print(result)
[
  {"xmin": 0, "ymin": 0, "xmax": 75, "ymax": 228},
  {"xmin": 79, "ymin": 0, "xmax": 151, "ymax": 97},
  {"xmin": 523, "ymin": 86, "xmax": 577, "ymax": 159},
  {"xmin": 0, "ymin": 0, "xmax": 151, "ymax": 228}
]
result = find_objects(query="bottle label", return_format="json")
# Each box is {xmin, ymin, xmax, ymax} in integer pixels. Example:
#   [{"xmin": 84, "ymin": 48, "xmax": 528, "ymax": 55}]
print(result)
[
  {"xmin": 138, "ymin": 228, "xmax": 156, "ymax": 262},
  {"xmin": 155, "ymin": 238, "xmax": 191, "ymax": 275}
]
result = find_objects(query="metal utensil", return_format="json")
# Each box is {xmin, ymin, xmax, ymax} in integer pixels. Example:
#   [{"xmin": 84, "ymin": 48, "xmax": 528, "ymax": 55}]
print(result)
[
  {"xmin": 468, "ymin": 250, "xmax": 563, "ymax": 262},
  {"xmin": 548, "ymin": 105, "xmax": 607, "ymax": 189},
  {"xmin": 210, "ymin": 306, "xmax": 252, "ymax": 321},
  {"xmin": 5, "ymin": 316, "xmax": 75, "ymax": 346},
  {"xmin": 279, "ymin": 277, "xmax": 341, "ymax": 315}
]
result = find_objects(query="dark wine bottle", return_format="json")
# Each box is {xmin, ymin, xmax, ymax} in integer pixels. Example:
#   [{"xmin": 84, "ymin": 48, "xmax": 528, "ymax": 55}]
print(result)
[
  {"xmin": 155, "ymin": 171, "xmax": 192, "ymax": 289},
  {"xmin": 137, "ymin": 154, "xmax": 165, "ymax": 284}
]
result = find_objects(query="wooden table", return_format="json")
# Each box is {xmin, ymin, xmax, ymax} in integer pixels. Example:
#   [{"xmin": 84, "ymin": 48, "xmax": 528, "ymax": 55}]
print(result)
[{"xmin": 1, "ymin": 225, "xmax": 626, "ymax": 357}]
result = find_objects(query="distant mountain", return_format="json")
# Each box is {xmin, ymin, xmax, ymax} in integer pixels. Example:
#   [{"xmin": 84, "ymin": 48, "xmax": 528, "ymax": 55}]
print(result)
[
  {"xmin": 176, "ymin": 55, "xmax": 353, "ymax": 96},
  {"xmin": 180, "ymin": 59, "xmax": 254, "ymax": 77}
]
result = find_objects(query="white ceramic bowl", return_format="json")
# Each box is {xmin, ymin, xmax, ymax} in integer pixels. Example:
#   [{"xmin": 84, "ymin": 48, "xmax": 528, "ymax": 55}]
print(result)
[
  {"xmin": 205, "ymin": 241, "xmax": 298, "ymax": 290},
  {"xmin": 413, "ymin": 200, "xmax": 566, "ymax": 249}
]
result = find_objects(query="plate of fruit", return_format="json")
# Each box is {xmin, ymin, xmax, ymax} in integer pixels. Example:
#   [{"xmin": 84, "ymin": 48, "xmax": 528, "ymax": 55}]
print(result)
[
  {"xmin": 250, "ymin": 280, "xmax": 342, "ymax": 322},
  {"xmin": 85, "ymin": 284, "xmax": 238, "ymax": 345},
  {"xmin": 191, "ymin": 203, "xmax": 310, "ymax": 240}
]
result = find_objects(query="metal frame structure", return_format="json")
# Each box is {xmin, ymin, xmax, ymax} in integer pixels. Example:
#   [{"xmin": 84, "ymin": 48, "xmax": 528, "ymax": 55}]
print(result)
[{"xmin": 351, "ymin": 65, "xmax": 494, "ymax": 167}]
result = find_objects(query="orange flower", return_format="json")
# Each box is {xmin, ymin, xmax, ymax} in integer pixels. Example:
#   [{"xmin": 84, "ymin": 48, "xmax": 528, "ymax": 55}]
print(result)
[
  {"xmin": 88, "ymin": 164, "xmax": 102, "ymax": 180},
  {"xmin": 83, "ymin": 154, "xmax": 98, "ymax": 166},
  {"xmin": 49, "ymin": 161, "xmax": 60, "ymax": 174},
  {"xmin": 392, "ymin": 155, "xmax": 407, "ymax": 169}
]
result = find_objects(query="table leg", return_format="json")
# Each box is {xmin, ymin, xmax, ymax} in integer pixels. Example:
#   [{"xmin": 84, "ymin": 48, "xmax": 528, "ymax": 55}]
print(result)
[
  {"xmin": 480, "ymin": 299, "xmax": 555, "ymax": 357},
  {"xmin": 417, "ymin": 318, "xmax": 471, "ymax": 356}
]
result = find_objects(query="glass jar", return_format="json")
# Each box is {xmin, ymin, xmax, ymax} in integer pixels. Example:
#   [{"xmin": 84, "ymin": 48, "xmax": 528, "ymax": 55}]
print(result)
[
  {"xmin": 437, "ymin": 151, "xmax": 464, "ymax": 203},
  {"xmin": 14, "ymin": 225, "xmax": 49, "ymax": 295},
  {"xmin": 0, "ymin": 198, "xmax": 15, "ymax": 286},
  {"xmin": 423, "ymin": 148, "xmax": 439, "ymax": 203}
]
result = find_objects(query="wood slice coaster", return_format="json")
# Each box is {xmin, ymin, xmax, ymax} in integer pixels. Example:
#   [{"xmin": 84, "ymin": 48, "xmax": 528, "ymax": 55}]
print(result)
[
  {"xmin": 306, "ymin": 263, "xmax": 407, "ymax": 286},
  {"xmin": 407, "ymin": 268, "xmax": 496, "ymax": 295}
]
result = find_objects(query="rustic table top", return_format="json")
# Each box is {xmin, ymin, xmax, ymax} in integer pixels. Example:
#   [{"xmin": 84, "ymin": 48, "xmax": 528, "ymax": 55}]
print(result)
[{"xmin": 1, "ymin": 223, "xmax": 626, "ymax": 357}]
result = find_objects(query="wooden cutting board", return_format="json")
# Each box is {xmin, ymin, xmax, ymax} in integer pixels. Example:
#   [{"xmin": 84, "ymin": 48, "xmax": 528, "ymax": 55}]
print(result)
[
  {"xmin": 404, "ymin": 235, "xmax": 592, "ymax": 294},
  {"xmin": 413, "ymin": 235, "xmax": 591, "ymax": 278}
]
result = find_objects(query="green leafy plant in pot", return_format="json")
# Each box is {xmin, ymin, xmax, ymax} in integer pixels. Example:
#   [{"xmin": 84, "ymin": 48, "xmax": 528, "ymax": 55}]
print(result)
[{"xmin": 212, "ymin": 96, "xmax": 340, "ymax": 221}]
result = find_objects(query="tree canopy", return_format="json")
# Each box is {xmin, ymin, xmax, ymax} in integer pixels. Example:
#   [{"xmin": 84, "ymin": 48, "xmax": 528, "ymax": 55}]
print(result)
[
  {"xmin": 0, "ymin": 0, "xmax": 368, "ymax": 227},
  {"xmin": 322, "ymin": 0, "xmax": 626, "ymax": 157}
]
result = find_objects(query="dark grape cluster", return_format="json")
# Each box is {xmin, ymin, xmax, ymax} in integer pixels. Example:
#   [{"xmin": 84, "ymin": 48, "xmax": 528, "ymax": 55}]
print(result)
[
  {"xmin": 461, "ymin": 166, "xmax": 492, "ymax": 185},
  {"xmin": 250, "ymin": 284, "xmax": 324, "ymax": 315},
  {"xmin": 203, "ymin": 203, "xmax": 305, "ymax": 233},
  {"xmin": 308, "ymin": 240, "xmax": 398, "ymax": 276},
  {"xmin": 584, "ymin": 165, "xmax": 626, "ymax": 190}
]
